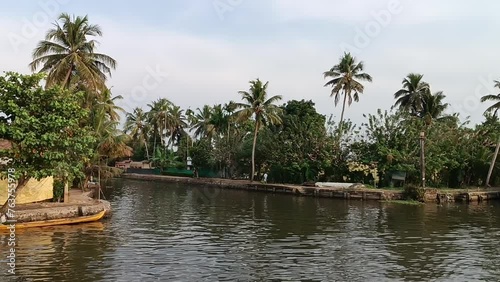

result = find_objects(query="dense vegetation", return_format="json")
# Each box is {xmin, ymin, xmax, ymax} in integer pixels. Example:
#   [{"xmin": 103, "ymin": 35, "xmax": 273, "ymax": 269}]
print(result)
[
  {"xmin": 125, "ymin": 52, "xmax": 500, "ymax": 188},
  {"xmin": 0, "ymin": 13, "xmax": 127, "ymax": 210},
  {"xmin": 0, "ymin": 13, "xmax": 499, "ymax": 197}
]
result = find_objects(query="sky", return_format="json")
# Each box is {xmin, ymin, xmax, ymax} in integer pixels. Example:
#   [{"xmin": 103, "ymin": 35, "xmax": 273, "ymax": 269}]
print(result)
[{"xmin": 1, "ymin": 0, "xmax": 499, "ymax": 127}]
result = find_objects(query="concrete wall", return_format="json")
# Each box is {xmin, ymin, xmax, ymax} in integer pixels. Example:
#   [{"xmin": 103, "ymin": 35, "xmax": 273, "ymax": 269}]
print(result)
[{"xmin": 0, "ymin": 177, "xmax": 53, "ymax": 204}]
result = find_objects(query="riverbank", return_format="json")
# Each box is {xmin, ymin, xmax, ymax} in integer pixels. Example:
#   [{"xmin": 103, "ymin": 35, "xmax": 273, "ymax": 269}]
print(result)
[
  {"xmin": 4, "ymin": 189, "xmax": 111, "ymax": 224},
  {"xmin": 122, "ymin": 173, "xmax": 500, "ymax": 203}
]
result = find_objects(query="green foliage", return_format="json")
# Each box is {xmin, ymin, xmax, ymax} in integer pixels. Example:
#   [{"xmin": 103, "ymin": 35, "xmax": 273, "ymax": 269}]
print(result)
[
  {"xmin": 382, "ymin": 200, "xmax": 424, "ymax": 206},
  {"xmin": 151, "ymin": 148, "xmax": 183, "ymax": 171},
  {"xmin": 29, "ymin": 13, "xmax": 116, "ymax": 90},
  {"xmin": 347, "ymin": 161, "xmax": 379, "ymax": 186},
  {"xmin": 402, "ymin": 184, "xmax": 425, "ymax": 202},
  {"xmin": 263, "ymin": 100, "xmax": 331, "ymax": 183},
  {"xmin": 53, "ymin": 179, "xmax": 65, "ymax": 202},
  {"xmin": 0, "ymin": 72, "xmax": 96, "ymax": 182},
  {"xmin": 190, "ymin": 138, "xmax": 215, "ymax": 169},
  {"xmin": 126, "ymin": 74, "xmax": 500, "ymax": 188}
]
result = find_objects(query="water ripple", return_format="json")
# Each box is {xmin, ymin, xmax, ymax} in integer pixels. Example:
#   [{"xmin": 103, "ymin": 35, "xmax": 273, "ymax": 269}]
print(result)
[{"xmin": 2, "ymin": 179, "xmax": 500, "ymax": 281}]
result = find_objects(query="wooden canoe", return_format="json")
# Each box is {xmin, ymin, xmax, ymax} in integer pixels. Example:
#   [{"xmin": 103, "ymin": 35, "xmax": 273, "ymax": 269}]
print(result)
[{"xmin": 0, "ymin": 210, "xmax": 106, "ymax": 231}]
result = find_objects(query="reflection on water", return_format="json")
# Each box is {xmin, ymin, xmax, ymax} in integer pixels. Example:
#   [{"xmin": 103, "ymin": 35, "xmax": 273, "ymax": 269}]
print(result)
[{"xmin": 2, "ymin": 179, "xmax": 500, "ymax": 281}]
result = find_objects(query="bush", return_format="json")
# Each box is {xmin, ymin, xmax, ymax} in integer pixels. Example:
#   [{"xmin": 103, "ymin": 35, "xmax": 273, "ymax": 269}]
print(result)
[
  {"xmin": 53, "ymin": 179, "xmax": 64, "ymax": 202},
  {"xmin": 403, "ymin": 184, "xmax": 425, "ymax": 202}
]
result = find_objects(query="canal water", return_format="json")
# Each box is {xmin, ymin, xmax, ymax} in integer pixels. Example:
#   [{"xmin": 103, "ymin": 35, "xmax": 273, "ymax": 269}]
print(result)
[{"xmin": 2, "ymin": 179, "xmax": 500, "ymax": 281}]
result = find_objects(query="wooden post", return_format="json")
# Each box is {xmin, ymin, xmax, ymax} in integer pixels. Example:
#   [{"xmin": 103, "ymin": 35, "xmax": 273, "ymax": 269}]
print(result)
[
  {"xmin": 63, "ymin": 180, "xmax": 69, "ymax": 203},
  {"xmin": 420, "ymin": 132, "xmax": 426, "ymax": 188},
  {"xmin": 97, "ymin": 166, "xmax": 101, "ymax": 200},
  {"xmin": 486, "ymin": 136, "xmax": 500, "ymax": 187}
]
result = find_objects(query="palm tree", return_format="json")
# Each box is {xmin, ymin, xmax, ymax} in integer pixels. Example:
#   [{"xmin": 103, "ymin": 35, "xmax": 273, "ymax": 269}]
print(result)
[
  {"xmin": 190, "ymin": 105, "xmax": 216, "ymax": 140},
  {"xmin": 29, "ymin": 13, "xmax": 116, "ymax": 91},
  {"xmin": 420, "ymin": 91, "xmax": 456, "ymax": 125},
  {"xmin": 393, "ymin": 73, "xmax": 430, "ymax": 115},
  {"xmin": 324, "ymin": 52, "xmax": 372, "ymax": 137},
  {"xmin": 94, "ymin": 89, "xmax": 124, "ymax": 122},
  {"xmin": 125, "ymin": 107, "xmax": 151, "ymax": 160},
  {"xmin": 167, "ymin": 104, "xmax": 187, "ymax": 148},
  {"xmin": 235, "ymin": 79, "xmax": 283, "ymax": 181},
  {"xmin": 482, "ymin": 80, "xmax": 500, "ymax": 186},
  {"xmin": 481, "ymin": 80, "xmax": 500, "ymax": 116},
  {"xmin": 223, "ymin": 101, "xmax": 237, "ymax": 142},
  {"xmin": 148, "ymin": 98, "xmax": 173, "ymax": 151}
]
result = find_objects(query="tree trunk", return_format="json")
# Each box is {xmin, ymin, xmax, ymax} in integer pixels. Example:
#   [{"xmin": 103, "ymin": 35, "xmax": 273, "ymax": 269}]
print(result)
[
  {"xmin": 63, "ymin": 179, "xmax": 69, "ymax": 203},
  {"xmin": 144, "ymin": 139, "xmax": 150, "ymax": 160},
  {"xmin": 153, "ymin": 132, "xmax": 157, "ymax": 158},
  {"xmin": 0, "ymin": 176, "xmax": 28, "ymax": 217},
  {"xmin": 251, "ymin": 122, "xmax": 260, "ymax": 182},
  {"xmin": 486, "ymin": 136, "xmax": 500, "ymax": 187},
  {"xmin": 62, "ymin": 64, "xmax": 73, "ymax": 89},
  {"xmin": 338, "ymin": 90, "xmax": 349, "ymax": 140}
]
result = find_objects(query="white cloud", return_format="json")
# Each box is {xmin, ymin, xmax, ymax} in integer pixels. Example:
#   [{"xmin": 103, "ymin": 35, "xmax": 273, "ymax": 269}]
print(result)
[
  {"xmin": 273, "ymin": 0, "xmax": 500, "ymax": 25},
  {"xmin": 0, "ymin": 6, "xmax": 498, "ymax": 129}
]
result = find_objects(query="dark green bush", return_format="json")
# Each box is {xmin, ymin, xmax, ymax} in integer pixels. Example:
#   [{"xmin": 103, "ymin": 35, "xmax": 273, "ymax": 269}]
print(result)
[
  {"xmin": 53, "ymin": 179, "xmax": 64, "ymax": 202},
  {"xmin": 403, "ymin": 184, "xmax": 425, "ymax": 202}
]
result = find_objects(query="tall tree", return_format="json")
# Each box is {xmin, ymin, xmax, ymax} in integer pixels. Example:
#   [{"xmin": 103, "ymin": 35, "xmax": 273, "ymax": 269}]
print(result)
[
  {"xmin": 481, "ymin": 80, "xmax": 500, "ymax": 116},
  {"xmin": 0, "ymin": 72, "xmax": 95, "ymax": 213},
  {"xmin": 235, "ymin": 79, "xmax": 283, "ymax": 181},
  {"xmin": 29, "ymin": 13, "xmax": 116, "ymax": 91},
  {"xmin": 189, "ymin": 105, "xmax": 216, "ymax": 140},
  {"xmin": 482, "ymin": 80, "xmax": 500, "ymax": 186},
  {"xmin": 324, "ymin": 52, "xmax": 372, "ymax": 138},
  {"xmin": 420, "ymin": 91, "xmax": 456, "ymax": 125},
  {"xmin": 167, "ymin": 104, "xmax": 187, "ymax": 148},
  {"xmin": 393, "ymin": 73, "xmax": 430, "ymax": 115},
  {"xmin": 125, "ymin": 107, "xmax": 151, "ymax": 160},
  {"xmin": 148, "ymin": 98, "xmax": 173, "ymax": 151}
]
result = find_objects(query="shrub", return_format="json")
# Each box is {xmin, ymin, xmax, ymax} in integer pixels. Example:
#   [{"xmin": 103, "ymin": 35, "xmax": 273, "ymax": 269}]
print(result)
[
  {"xmin": 53, "ymin": 179, "xmax": 64, "ymax": 202},
  {"xmin": 403, "ymin": 184, "xmax": 425, "ymax": 202}
]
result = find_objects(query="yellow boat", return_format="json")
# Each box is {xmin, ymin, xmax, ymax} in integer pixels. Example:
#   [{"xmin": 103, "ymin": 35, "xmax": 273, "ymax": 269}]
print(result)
[{"xmin": 0, "ymin": 210, "xmax": 106, "ymax": 231}]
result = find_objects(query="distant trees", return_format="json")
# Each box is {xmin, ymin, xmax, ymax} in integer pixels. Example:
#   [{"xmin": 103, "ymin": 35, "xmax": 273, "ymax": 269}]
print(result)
[{"xmin": 481, "ymin": 81, "xmax": 500, "ymax": 186}]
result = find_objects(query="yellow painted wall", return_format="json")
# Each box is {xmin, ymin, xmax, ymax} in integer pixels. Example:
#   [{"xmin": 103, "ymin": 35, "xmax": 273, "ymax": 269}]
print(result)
[{"xmin": 0, "ymin": 177, "xmax": 53, "ymax": 204}]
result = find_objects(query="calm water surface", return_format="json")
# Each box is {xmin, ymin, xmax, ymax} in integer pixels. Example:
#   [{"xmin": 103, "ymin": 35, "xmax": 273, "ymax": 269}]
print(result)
[{"xmin": 2, "ymin": 179, "xmax": 500, "ymax": 281}]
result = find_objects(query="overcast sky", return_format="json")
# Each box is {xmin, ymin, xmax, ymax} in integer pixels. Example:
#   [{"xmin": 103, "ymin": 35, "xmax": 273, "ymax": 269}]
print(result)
[{"xmin": 1, "ymin": 0, "xmax": 499, "ymax": 126}]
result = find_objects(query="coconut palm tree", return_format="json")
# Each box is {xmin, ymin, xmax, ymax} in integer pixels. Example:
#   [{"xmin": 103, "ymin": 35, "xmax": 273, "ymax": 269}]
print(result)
[
  {"xmin": 393, "ymin": 73, "xmax": 430, "ymax": 116},
  {"xmin": 125, "ymin": 107, "xmax": 151, "ymax": 160},
  {"xmin": 235, "ymin": 79, "xmax": 283, "ymax": 181},
  {"xmin": 148, "ymin": 98, "xmax": 173, "ymax": 151},
  {"xmin": 167, "ymin": 104, "xmax": 187, "ymax": 148},
  {"xmin": 190, "ymin": 105, "xmax": 216, "ymax": 140},
  {"xmin": 481, "ymin": 80, "xmax": 500, "ymax": 116},
  {"xmin": 29, "ymin": 13, "xmax": 116, "ymax": 91},
  {"xmin": 420, "ymin": 91, "xmax": 456, "ymax": 125},
  {"xmin": 223, "ymin": 101, "xmax": 238, "ymax": 142},
  {"xmin": 482, "ymin": 80, "xmax": 500, "ymax": 186},
  {"xmin": 324, "ymin": 52, "xmax": 372, "ymax": 138},
  {"xmin": 94, "ymin": 89, "xmax": 124, "ymax": 122}
]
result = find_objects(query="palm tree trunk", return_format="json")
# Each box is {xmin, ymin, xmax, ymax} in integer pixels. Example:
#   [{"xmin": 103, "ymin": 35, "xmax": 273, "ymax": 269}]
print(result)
[
  {"xmin": 338, "ymin": 90, "xmax": 349, "ymax": 140},
  {"xmin": 63, "ymin": 65, "xmax": 73, "ymax": 89},
  {"xmin": 153, "ymin": 131, "xmax": 157, "ymax": 157},
  {"xmin": 251, "ymin": 122, "xmax": 260, "ymax": 182},
  {"xmin": 144, "ymin": 139, "xmax": 150, "ymax": 160},
  {"xmin": 486, "ymin": 136, "xmax": 500, "ymax": 187}
]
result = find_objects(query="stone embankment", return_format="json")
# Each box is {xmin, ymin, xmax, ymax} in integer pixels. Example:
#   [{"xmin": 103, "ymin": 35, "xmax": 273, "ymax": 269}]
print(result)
[
  {"xmin": 123, "ymin": 173, "xmax": 403, "ymax": 201},
  {"xmin": 11, "ymin": 189, "xmax": 111, "ymax": 223},
  {"xmin": 123, "ymin": 173, "xmax": 500, "ymax": 203}
]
